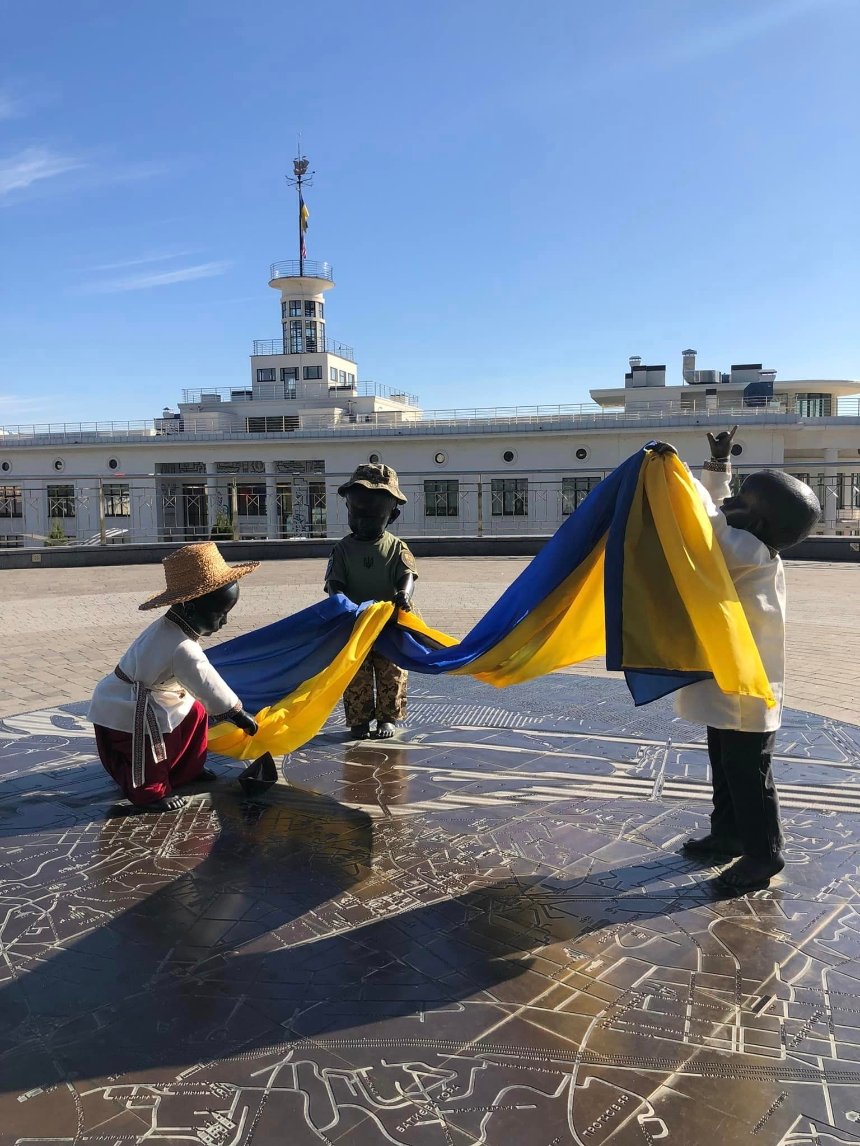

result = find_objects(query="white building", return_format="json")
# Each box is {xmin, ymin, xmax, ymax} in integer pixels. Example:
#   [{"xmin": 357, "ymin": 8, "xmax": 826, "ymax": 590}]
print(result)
[{"xmin": 1, "ymin": 256, "xmax": 859, "ymax": 548}]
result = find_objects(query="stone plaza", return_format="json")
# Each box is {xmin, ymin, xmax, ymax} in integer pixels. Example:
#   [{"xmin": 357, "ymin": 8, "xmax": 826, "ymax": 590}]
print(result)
[{"xmin": 0, "ymin": 556, "xmax": 858, "ymax": 1145}]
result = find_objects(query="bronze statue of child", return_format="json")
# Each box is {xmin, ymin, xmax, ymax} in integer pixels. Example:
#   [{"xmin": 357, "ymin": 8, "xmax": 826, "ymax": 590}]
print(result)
[
  {"xmin": 652, "ymin": 428, "xmax": 820, "ymax": 891},
  {"xmin": 325, "ymin": 463, "xmax": 417, "ymax": 740},
  {"xmin": 88, "ymin": 542, "xmax": 260, "ymax": 813}
]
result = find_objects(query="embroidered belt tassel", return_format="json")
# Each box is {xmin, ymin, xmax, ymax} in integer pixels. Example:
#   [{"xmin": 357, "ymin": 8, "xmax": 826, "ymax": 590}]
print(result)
[{"xmin": 114, "ymin": 666, "xmax": 167, "ymax": 789}]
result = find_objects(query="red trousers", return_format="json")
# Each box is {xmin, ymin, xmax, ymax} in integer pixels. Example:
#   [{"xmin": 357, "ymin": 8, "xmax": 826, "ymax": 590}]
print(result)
[{"xmin": 94, "ymin": 700, "xmax": 208, "ymax": 806}]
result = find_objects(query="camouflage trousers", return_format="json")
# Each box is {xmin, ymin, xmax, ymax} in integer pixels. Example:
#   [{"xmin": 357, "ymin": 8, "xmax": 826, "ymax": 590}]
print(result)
[{"xmin": 343, "ymin": 650, "xmax": 408, "ymax": 726}]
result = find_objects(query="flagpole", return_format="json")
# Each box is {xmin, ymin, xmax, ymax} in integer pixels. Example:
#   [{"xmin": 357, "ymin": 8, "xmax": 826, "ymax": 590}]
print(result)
[{"xmin": 288, "ymin": 150, "xmax": 312, "ymax": 278}]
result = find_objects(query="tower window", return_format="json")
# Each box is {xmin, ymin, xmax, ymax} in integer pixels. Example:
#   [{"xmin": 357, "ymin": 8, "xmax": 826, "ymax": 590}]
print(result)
[
  {"xmin": 304, "ymin": 321, "xmax": 318, "ymax": 352},
  {"xmin": 304, "ymin": 300, "xmax": 317, "ymax": 317},
  {"xmin": 289, "ymin": 320, "xmax": 303, "ymax": 354},
  {"xmin": 289, "ymin": 300, "xmax": 302, "ymax": 316}
]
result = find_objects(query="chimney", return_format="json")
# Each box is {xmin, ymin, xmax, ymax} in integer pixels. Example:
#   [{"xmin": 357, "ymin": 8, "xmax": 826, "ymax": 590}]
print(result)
[{"xmin": 682, "ymin": 348, "xmax": 697, "ymax": 385}]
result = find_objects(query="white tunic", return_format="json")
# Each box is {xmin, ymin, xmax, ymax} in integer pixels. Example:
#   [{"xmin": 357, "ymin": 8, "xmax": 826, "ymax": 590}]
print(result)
[
  {"xmin": 673, "ymin": 465, "xmax": 786, "ymax": 733},
  {"xmin": 88, "ymin": 615, "xmax": 240, "ymax": 734}
]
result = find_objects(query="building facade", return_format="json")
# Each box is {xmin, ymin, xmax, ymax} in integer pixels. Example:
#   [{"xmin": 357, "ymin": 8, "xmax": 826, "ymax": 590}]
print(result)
[{"xmin": 1, "ymin": 259, "xmax": 859, "ymax": 548}]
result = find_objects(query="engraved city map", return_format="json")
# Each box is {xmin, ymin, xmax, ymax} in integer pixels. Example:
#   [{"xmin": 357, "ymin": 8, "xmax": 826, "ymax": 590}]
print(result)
[{"xmin": 1, "ymin": 675, "xmax": 860, "ymax": 1145}]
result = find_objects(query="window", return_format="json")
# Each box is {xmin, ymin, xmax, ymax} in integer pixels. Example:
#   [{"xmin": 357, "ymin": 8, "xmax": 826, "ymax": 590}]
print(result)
[
  {"xmin": 330, "ymin": 366, "xmax": 338, "ymax": 382},
  {"xmin": 237, "ymin": 484, "xmax": 266, "ymax": 516},
  {"xmin": 289, "ymin": 320, "xmax": 303, "ymax": 354},
  {"xmin": 281, "ymin": 300, "xmax": 289, "ymax": 320},
  {"xmin": 102, "ymin": 483, "xmax": 130, "ymax": 517},
  {"xmin": 424, "ymin": 479, "xmax": 459, "ymax": 517},
  {"xmin": 562, "ymin": 476, "xmax": 600, "ymax": 515},
  {"xmin": 369, "ymin": 453, "xmax": 380, "ymax": 464},
  {"xmin": 339, "ymin": 370, "xmax": 346, "ymax": 386},
  {"xmin": 309, "ymin": 481, "xmax": 327, "ymax": 535},
  {"xmin": 348, "ymin": 373, "xmax": 355, "ymax": 385},
  {"xmin": 502, "ymin": 449, "xmax": 516, "ymax": 463},
  {"xmin": 256, "ymin": 368, "xmax": 276, "ymax": 383},
  {"xmin": 319, "ymin": 302, "xmax": 325, "ymax": 320},
  {"xmin": 303, "ymin": 366, "xmax": 323, "ymax": 380},
  {"xmin": 0, "ymin": 485, "xmax": 22, "ymax": 518},
  {"xmin": 492, "ymin": 478, "xmax": 527, "ymax": 516},
  {"xmin": 304, "ymin": 321, "xmax": 318, "ymax": 352},
  {"xmin": 304, "ymin": 300, "xmax": 316, "ymax": 317},
  {"xmin": 246, "ymin": 415, "xmax": 300, "ymax": 433},
  {"xmin": 575, "ymin": 447, "xmax": 589, "ymax": 461},
  {"xmin": 434, "ymin": 451, "xmax": 447, "ymax": 465},
  {"xmin": 289, "ymin": 300, "xmax": 302, "ymax": 316},
  {"xmin": 281, "ymin": 367, "xmax": 298, "ymax": 398},
  {"xmin": 47, "ymin": 484, "xmax": 76, "ymax": 518},
  {"xmin": 795, "ymin": 393, "xmax": 832, "ymax": 417}
]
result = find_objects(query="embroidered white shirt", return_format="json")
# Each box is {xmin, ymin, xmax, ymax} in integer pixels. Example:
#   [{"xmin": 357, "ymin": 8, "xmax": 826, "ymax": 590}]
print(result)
[
  {"xmin": 87, "ymin": 615, "xmax": 239, "ymax": 735},
  {"xmin": 674, "ymin": 465, "xmax": 786, "ymax": 733}
]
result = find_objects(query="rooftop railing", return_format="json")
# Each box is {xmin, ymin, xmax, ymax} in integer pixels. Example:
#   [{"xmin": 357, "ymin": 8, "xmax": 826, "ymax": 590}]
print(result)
[
  {"xmin": 1, "ymin": 397, "xmax": 859, "ymax": 446},
  {"xmin": 179, "ymin": 380, "xmax": 421, "ymax": 407},
  {"xmin": 252, "ymin": 335, "xmax": 355, "ymax": 362},
  {"xmin": 268, "ymin": 259, "xmax": 333, "ymax": 282}
]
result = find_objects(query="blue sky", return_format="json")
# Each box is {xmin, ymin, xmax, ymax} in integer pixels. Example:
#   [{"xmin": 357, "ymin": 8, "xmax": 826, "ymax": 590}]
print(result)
[{"xmin": 1, "ymin": 0, "xmax": 857, "ymax": 425}]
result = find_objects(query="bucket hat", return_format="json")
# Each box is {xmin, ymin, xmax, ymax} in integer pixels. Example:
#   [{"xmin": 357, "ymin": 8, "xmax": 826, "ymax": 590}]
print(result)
[
  {"xmin": 139, "ymin": 542, "xmax": 260, "ymax": 611},
  {"xmin": 337, "ymin": 462, "xmax": 406, "ymax": 504}
]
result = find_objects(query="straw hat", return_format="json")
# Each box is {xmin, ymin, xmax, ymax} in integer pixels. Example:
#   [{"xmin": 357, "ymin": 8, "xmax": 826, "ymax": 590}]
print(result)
[
  {"xmin": 139, "ymin": 542, "xmax": 260, "ymax": 611},
  {"xmin": 337, "ymin": 462, "xmax": 407, "ymax": 504}
]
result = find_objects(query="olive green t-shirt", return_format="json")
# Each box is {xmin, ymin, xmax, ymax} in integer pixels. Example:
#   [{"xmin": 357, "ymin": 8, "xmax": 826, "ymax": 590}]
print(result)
[{"xmin": 325, "ymin": 531, "xmax": 418, "ymax": 605}]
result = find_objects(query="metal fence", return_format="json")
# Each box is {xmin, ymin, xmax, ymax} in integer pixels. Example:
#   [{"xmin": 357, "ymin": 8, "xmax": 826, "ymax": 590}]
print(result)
[
  {"xmin": 2, "ymin": 398, "xmax": 859, "ymax": 448},
  {"xmin": 1, "ymin": 470, "xmax": 858, "ymax": 549}
]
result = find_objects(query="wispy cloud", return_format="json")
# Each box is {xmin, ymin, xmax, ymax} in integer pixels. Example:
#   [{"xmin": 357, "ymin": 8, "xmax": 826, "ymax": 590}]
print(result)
[
  {"xmin": 655, "ymin": 0, "xmax": 839, "ymax": 68},
  {"xmin": 81, "ymin": 261, "xmax": 233, "ymax": 293},
  {"xmin": 0, "ymin": 394, "xmax": 59, "ymax": 422},
  {"xmin": 87, "ymin": 251, "xmax": 197, "ymax": 272},
  {"xmin": 0, "ymin": 146, "xmax": 84, "ymax": 197}
]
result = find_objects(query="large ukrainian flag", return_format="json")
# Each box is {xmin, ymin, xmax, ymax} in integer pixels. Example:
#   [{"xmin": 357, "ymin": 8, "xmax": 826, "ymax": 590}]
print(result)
[{"xmin": 207, "ymin": 446, "xmax": 774, "ymax": 761}]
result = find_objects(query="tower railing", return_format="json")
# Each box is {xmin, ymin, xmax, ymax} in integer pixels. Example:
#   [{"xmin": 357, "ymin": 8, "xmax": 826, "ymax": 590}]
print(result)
[
  {"xmin": 252, "ymin": 335, "xmax": 355, "ymax": 361},
  {"xmin": 269, "ymin": 259, "xmax": 333, "ymax": 282}
]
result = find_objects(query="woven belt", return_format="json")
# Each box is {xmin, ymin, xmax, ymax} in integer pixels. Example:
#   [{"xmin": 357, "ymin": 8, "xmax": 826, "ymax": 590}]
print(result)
[{"xmin": 114, "ymin": 666, "xmax": 167, "ymax": 789}]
